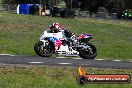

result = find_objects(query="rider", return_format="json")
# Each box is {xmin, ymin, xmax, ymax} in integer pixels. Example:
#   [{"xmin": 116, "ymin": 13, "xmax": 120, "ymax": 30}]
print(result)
[
  {"xmin": 47, "ymin": 23, "xmax": 64, "ymax": 33},
  {"xmin": 47, "ymin": 23, "xmax": 64, "ymax": 51},
  {"xmin": 48, "ymin": 22, "xmax": 76, "ymax": 41},
  {"xmin": 47, "ymin": 23, "xmax": 77, "ymax": 51}
]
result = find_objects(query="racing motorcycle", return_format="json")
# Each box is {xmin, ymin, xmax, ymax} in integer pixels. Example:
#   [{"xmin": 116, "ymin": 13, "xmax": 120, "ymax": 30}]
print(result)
[{"xmin": 34, "ymin": 29, "xmax": 97, "ymax": 59}]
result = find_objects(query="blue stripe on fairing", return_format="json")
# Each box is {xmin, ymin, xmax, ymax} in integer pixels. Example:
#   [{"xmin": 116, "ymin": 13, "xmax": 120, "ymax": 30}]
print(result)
[{"xmin": 47, "ymin": 37, "xmax": 58, "ymax": 42}]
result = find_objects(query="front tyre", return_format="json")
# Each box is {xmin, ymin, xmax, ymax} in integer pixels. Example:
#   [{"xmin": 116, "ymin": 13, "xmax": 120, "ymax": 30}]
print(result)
[
  {"xmin": 34, "ymin": 41, "xmax": 54, "ymax": 57},
  {"xmin": 79, "ymin": 43, "xmax": 97, "ymax": 59}
]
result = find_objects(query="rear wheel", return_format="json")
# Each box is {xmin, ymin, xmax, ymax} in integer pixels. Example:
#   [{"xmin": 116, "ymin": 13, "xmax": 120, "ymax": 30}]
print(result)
[
  {"xmin": 79, "ymin": 43, "xmax": 97, "ymax": 59},
  {"xmin": 34, "ymin": 41, "xmax": 54, "ymax": 57}
]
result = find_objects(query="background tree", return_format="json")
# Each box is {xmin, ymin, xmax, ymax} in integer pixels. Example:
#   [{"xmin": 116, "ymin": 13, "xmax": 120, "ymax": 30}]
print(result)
[
  {"xmin": 64, "ymin": 0, "xmax": 132, "ymax": 13},
  {"xmin": 64, "ymin": 0, "xmax": 106, "ymax": 12}
]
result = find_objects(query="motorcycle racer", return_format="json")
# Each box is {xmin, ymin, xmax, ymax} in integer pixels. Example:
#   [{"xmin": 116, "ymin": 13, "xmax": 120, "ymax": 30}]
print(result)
[
  {"xmin": 47, "ymin": 23, "xmax": 78, "ymax": 47},
  {"xmin": 34, "ymin": 23, "xmax": 97, "ymax": 59},
  {"xmin": 46, "ymin": 23, "xmax": 64, "ymax": 51},
  {"xmin": 47, "ymin": 23, "xmax": 64, "ymax": 33}
]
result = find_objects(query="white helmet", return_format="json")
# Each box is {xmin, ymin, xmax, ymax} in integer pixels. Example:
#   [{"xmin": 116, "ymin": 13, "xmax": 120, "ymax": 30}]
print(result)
[{"xmin": 50, "ymin": 23, "xmax": 60, "ymax": 33}]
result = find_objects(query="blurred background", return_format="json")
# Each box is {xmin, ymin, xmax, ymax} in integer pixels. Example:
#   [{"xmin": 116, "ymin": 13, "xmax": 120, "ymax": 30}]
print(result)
[{"xmin": 0, "ymin": 0, "xmax": 132, "ymax": 19}]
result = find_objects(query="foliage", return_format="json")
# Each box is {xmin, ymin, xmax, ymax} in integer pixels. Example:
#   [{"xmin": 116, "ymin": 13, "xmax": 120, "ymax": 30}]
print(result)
[
  {"xmin": 4, "ymin": 0, "xmax": 59, "ymax": 6},
  {"xmin": 64, "ymin": 0, "xmax": 132, "ymax": 13}
]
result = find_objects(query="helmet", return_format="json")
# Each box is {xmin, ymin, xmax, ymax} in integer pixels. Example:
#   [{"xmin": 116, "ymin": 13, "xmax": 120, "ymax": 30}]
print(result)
[{"xmin": 50, "ymin": 23, "xmax": 60, "ymax": 33}]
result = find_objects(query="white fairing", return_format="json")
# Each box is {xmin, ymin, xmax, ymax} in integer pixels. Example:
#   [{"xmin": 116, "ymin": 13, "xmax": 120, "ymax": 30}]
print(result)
[
  {"xmin": 39, "ymin": 30, "xmax": 64, "ymax": 41},
  {"xmin": 39, "ymin": 30, "xmax": 79, "ymax": 56}
]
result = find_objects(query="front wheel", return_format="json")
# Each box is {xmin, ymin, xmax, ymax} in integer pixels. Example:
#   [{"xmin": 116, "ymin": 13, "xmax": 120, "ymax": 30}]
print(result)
[
  {"xmin": 34, "ymin": 41, "xmax": 54, "ymax": 57},
  {"xmin": 79, "ymin": 43, "xmax": 97, "ymax": 59}
]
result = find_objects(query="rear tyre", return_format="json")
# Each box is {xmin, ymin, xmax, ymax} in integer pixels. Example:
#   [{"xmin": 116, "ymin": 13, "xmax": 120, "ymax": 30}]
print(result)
[
  {"xmin": 79, "ymin": 43, "xmax": 97, "ymax": 59},
  {"xmin": 34, "ymin": 41, "xmax": 54, "ymax": 57}
]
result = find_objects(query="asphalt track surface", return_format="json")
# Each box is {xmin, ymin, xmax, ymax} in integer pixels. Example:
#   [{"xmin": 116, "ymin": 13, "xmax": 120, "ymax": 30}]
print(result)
[{"xmin": 0, "ymin": 55, "xmax": 132, "ymax": 69}]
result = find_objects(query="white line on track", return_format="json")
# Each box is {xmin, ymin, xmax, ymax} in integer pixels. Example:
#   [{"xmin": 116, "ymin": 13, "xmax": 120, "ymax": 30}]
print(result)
[
  {"xmin": 113, "ymin": 60, "xmax": 121, "ymax": 62},
  {"xmin": 0, "ymin": 54, "xmax": 15, "ymax": 56},
  {"xmin": 72, "ymin": 58, "xmax": 82, "ymax": 59},
  {"xmin": 56, "ymin": 57, "xmax": 66, "ymax": 58},
  {"xmin": 58, "ymin": 63, "xmax": 72, "ymax": 65},
  {"xmin": 9, "ymin": 55, "xmax": 15, "ymax": 56},
  {"xmin": 1, "ymin": 54, "xmax": 132, "ymax": 63},
  {"xmin": 96, "ymin": 59, "xmax": 104, "ymax": 60},
  {"xmin": 28, "ymin": 62, "xmax": 44, "ymax": 64}
]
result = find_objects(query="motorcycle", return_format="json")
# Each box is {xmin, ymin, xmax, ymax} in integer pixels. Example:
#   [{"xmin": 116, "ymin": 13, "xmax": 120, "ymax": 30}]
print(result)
[{"xmin": 34, "ymin": 29, "xmax": 97, "ymax": 59}]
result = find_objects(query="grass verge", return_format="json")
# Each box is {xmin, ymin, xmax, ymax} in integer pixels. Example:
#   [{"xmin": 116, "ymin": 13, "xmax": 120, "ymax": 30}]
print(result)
[
  {"xmin": 0, "ymin": 12, "xmax": 132, "ymax": 60},
  {"xmin": 0, "ymin": 65, "xmax": 131, "ymax": 88}
]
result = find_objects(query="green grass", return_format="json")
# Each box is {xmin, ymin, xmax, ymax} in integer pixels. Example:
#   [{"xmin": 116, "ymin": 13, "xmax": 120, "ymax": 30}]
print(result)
[
  {"xmin": 0, "ymin": 12, "xmax": 132, "ymax": 60},
  {"xmin": 0, "ymin": 65, "xmax": 131, "ymax": 88},
  {"xmin": 0, "ymin": 0, "xmax": 2, "ymax": 3}
]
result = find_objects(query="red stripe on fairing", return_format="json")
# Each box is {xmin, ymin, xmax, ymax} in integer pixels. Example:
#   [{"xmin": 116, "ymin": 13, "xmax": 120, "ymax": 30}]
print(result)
[{"xmin": 54, "ymin": 40, "xmax": 62, "ymax": 50}]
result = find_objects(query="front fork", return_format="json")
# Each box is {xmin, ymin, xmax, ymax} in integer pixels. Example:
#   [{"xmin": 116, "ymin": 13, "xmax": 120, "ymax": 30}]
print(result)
[{"xmin": 39, "ymin": 40, "xmax": 49, "ymax": 47}]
